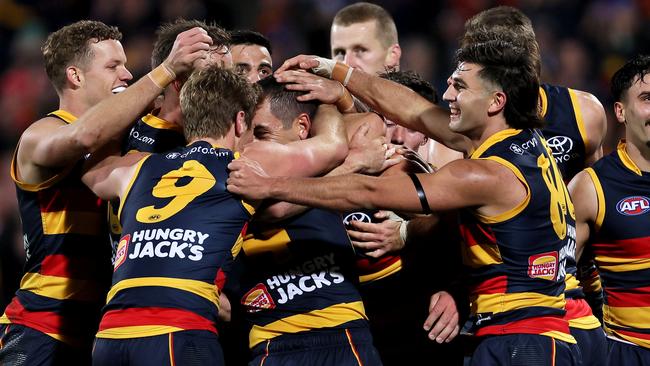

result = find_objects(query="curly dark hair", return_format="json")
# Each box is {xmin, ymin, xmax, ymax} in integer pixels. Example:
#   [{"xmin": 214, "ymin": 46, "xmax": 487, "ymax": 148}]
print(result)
[
  {"xmin": 42, "ymin": 20, "xmax": 122, "ymax": 92},
  {"xmin": 611, "ymin": 55, "xmax": 650, "ymax": 102}
]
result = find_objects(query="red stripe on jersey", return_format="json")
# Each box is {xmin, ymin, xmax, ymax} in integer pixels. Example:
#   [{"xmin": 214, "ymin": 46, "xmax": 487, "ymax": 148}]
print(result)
[
  {"xmin": 3, "ymin": 297, "xmax": 65, "ymax": 335},
  {"xmin": 592, "ymin": 236, "xmax": 650, "ymax": 260},
  {"xmin": 476, "ymin": 316, "xmax": 570, "ymax": 337},
  {"xmin": 98, "ymin": 307, "xmax": 217, "ymax": 334},
  {"xmin": 459, "ymin": 222, "xmax": 496, "ymax": 247},
  {"xmin": 40, "ymin": 254, "xmax": 98, "ymax": 279},
  {"xmin": 470, "ymin": 275, "xmax": 507, "ymax": 295},
  {"xmin": 214, "ymin": 268, "xmax": 226, "ymax": 290},
  {"xmin": 355, "ymin": 254, "xmax": 400, "ymax": 275},
  {"xmin": 605, "ymin": 286, "xmax": 650, "ymax": 307},
  {"xmin": 564, "ymin": 298, "xmax": 595, "ymax": 320},
  {"xmin": 38, "ymin": 186, "xmax": 103, "ymax": 213},
  {"xmin": 615, "ymin": 328, "xmax": 650, "ymax": 341}
]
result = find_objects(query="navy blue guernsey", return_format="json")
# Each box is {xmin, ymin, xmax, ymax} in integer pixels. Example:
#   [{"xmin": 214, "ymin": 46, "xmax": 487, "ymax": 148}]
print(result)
[
  {"xmin": 236, "ymin": 208, "xmax": 368, "ymax": 348},
  {"xmin": 539, "ymin": 84, "xmax": 589, "ymax": 181},
  {"xmin": 122, "ymin": 113, "xmax": 185, "ymax": 155},
  {"xmin": 96, "ymin": 141, "xmax": 254, "ymax": 339},
  {"xmin": 461, "ymin": 128, "xmax": 575, "ymax": 343}
]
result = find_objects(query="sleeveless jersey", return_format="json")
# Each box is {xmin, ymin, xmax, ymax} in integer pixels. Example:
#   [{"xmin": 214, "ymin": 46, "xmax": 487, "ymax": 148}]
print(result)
[
  {"xmin": 109, "ymin": 113, "xmax": 185, "ymax": 263},
  {"xmin": 236, "ymin": 208, "xmax": 368, "ymax": 348},
  {"xmin": 461, "ymin": 128, "xmax": 575, "ymax": 343},
  {"xmin": 122, "ymin": 113, "xmax": 185, "ymax": 155},
  {"xmin": 586, "ymin": 141, "xmax": 650, "ymax": 348},
  {"xmin": 0, "ymin": 110, "xmax": 113, "ymax": 345},
  {"xmin": 95, "ymin": 140, "xmax": 253, "ymax": 339},
  {"xmin": 539, "ymin": 84, "xmax": 589, "ymax": 181}
]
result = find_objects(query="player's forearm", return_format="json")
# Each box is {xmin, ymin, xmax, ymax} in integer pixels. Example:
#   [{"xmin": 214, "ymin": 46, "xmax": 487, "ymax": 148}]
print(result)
[{"xmin": 268, "ymin": 174, "xmax": 377, "ymax": 212}]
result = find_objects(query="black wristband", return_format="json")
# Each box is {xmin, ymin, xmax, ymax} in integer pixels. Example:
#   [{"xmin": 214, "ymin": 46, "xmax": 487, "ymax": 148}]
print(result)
[{"xmin": 408, "ymin": 173, "xmax": 432, "ymax": 214}]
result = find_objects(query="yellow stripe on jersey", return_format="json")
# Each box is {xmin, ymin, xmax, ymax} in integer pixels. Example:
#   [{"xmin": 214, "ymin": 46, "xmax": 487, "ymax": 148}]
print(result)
[
  {"xmin": 607, "ymin": 330, "xmax": 650, "ymax": 349},
  {"xmin": 470, "ymin": 129, "xmax": 522, "ymax": 159},
  {"xmin": 142, "ymin": 114, "xmax": 183, "ymax": 132},
  {"xmin": 567, "ymin": 89, "xmax": 589, "ymax": 149},
  {"xmin": 564, "ymin": 273, "xmax": 581, "ymax": 292},
  {"xmin": 41, "ymin": 210, "xmax": 103, "ymax": 235},
  {"xmin": 106, "ymin": 277, "xmax": 219, "ymax": 307},
  {"xmin": 11, "ymin": 148, "xmax": 75, "ymax": 192},
  {"xmin": 243, "ymin": 229, "xmax": 291, "ymax": 256},
  {"xmin": 231, "ymin": 233, "xmax": 245, "ymax": 259},
  {"xmin": 593, "ymin": 256, "xmax": 650, "ymax": 272},
  {"xmin": 118, "ymin": 155, "xmax": 150, "ymax": 222},
  {"xmin": 96, "ymin": 325, "xmax": 184, "ymax": 339},
  {"xmin": 20, "ymin": 272, "xmax": 104, "ymax": 302},
  {"xmin": 472, "ymin": 291, "xmax": 566, "ymax": 315},
  {"xmin": 538, "ymin": 87, "xmax": 548, "ymax": 118},
  {"xmin": 585, "ymin": 168, "xmax": 606, "ymax": 232},
  {"xmin": 475, "ymin": 156, "xmax": 531, "ymax": 224},
  {"xmin": 50, "ymin": 110, "xmax": 77, "ymax": 124},
  {"xmin": 358, "ymin": 259, "xmax": 402, "ymax": 283},
  {"xmin": 604, "ymin": 305, "xmax": 650, "ymax": 333},
  {"xmin": 617, "ymin": 141, "xmax": 642, "ymax": 176},
  {"xmin": 569, "ymin": 315, "xmax": 602, "ymax": 330},
  {"xmin": 248, "ymin": 301, "xmax": 367, "ymax": 348},
  {"xmin": 461, "ymin": 240, "xmax": 503, "ymax": 268}
]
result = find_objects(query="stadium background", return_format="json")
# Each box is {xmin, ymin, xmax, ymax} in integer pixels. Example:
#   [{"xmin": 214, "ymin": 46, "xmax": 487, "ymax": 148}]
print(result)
[{"xmin": 0, "ymin": 0, "xmax": 648, "ymax": 309}]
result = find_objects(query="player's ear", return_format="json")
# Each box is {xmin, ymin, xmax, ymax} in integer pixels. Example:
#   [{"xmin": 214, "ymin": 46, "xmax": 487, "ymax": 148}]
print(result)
[
  {"xmin": 488, "ymin": 91, "xmax": 506, "ymax": 115},
  {"xmin": 66, "ymin": 66, "xmax": 83, "ymax": 88},
  {"xmin": 384, "ymin": 43, "xmax": 401, "ymax": 72},
  {"xmin": 234, "ymin": 110, "xmax": 247, "ymax": 137},
  {"xmin": 293, "ymin": 113, "xmax": 311, "ymax": 140},
  {"xmin": 614, "ymin": 101, "xmax": 626, "ymax": 124}
]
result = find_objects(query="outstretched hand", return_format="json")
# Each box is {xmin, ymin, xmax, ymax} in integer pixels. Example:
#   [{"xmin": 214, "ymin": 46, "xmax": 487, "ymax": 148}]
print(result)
[
  {"xmin": 275, "ymin": 54, "xmax": 328, "ymax": 74},
  {"xmin": 276, "ymin": 70, "xmax": 345, "ymax": 104},
  {"xmin": 227, "ymin": 157, "xmax": 272, "ymax": 201}
]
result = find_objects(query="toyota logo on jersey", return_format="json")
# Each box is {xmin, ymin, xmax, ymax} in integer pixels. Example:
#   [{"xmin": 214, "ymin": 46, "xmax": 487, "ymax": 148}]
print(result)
[
  {"xmin": 546, "ymin": 136, "xmax": 574, "ymax": 155},
  {"xmin": 343, "ymin": 212, "xmax": 372, "ymax": 225},
  {"xmin": 617, "ymin": 196, "xmax": 650, "ymax": 216}
]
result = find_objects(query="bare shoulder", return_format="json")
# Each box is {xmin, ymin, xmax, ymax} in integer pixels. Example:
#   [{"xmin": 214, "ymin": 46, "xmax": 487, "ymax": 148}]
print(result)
[
  {"xmin": 343, "ymin": 112, "xmax": 386, "ymax": 140},
  {"xmin": 19, "ymin": 116, "xmax": 68, "ymax": 149},
  {"xmin": 568, "ymin": 169, "xmax": 599, "ymax": 220},
  {"xmin": 573, "ymin": 89, "xmax": 607, "ymax": 151}
]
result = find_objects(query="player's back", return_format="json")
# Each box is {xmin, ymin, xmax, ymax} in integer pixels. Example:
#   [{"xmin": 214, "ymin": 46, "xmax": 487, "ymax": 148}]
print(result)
[{"xmin": 96, "ymin": 140, "xmax": 253, "ymax": 340}]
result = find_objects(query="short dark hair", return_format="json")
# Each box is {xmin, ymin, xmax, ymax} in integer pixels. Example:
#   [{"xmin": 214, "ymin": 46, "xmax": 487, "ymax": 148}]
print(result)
[
  {"xmin": 42, "ymin": 20, "xmax": 122, "ymax": 92},
  {"xmin": 229, "ymin": 30, "xmax": 272, "ymax": 55},
  {"xmin": 333, "ymin": 2, "xmax": 397, "ymax": 47},
  {"xmin": 256, "ymin": 77, "xmax": 319, "ymax": 129},
  {"xmin": 180, "ymin": 66, "xmax": 260, "ymax": 140},
  {"xmin": 151, "ymin": 18, "xmax": 230, "ymax": 69},
  {"xmin": 611, "ymin": 55, "xmax": 650, "ymax": 102},
  {"xmin": 379, "ymin": 70, "xmax": 438, "ymax": 104},
  {"xmin": 461, "ymin": 6, "xmax": 541, "ymax": 76},
  {"xmin": 456, "ymin": 40, "xmax": 543, "ymax": 129}
]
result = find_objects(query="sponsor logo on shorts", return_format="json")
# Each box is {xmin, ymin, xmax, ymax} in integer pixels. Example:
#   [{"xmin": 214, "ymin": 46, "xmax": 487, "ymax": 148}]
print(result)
[
  {"xmin": 114, "ymin": 234, "xmax": 130, "ymax": 271},
  {"xmin": 241, "ymin": 283, "xmax": 275, "ymax": 312},
  {"xmin": 528, "ymin": 251, "xmax": 558, "ymax": 281},
  {"xmin": 616, "ymin": 196, "xmax": 650, "ymax": 216}
]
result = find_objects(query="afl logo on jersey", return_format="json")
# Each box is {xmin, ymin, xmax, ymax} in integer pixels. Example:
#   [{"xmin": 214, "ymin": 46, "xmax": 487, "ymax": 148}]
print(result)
[
  {"xmin": 546, "ymin": 136, "xmax": 574, "ymax": 155},
  {"xmin": 509, "ymin": 143, "xmax": 524, "ymax": 155},
  {"xmin": 165, "ymin": 152, "xmax": 181, "ymax": 159},
  {"xmin": 343, "ymin": 212, "xmax": 372, "ymax": 225},
  {"xmin": 617, "ymin": 196, "xmax": 650, "ymax": 216},
  {"xmin": 114, "ymin": 234, "xmax": 130, "ymax": 271}
]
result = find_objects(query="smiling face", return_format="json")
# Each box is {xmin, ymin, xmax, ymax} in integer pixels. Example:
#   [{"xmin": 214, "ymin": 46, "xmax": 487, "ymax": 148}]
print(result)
[
  {"xmin": 616, "ymin": 73, "xmax": 650, "ymax": 149},
  {"xmin": 330, "ymin": 20, "xmax": 396, "ymax": 74},
  {"xmin": 442, "ymin": 62, "xmax": 497, "ymax": 135},
  {"xmin": 232, "ymin": 44, "xmax": 273, "ymax": 83},
  {"xmin": 78, "ymin": 39, "xmax": 132, "ymax": 107}
]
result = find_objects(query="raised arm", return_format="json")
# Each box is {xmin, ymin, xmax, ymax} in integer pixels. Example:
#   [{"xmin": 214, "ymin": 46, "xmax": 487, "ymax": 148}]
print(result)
[
  {"xmin": 275, "ymin": 55, "xmax": 472, "ymax": 153},
  {"xmin": 17, "ymin": 27, "xmax": 212, "ymax": 183},
  {"xmin": 567, "ymin": 169, "xmax": 600, "ymax": 260}
]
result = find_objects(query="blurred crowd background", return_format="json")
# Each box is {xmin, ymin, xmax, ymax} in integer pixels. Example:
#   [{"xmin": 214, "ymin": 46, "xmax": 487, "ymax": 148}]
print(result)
[{"xmin": 0, "ymin": 0, "xmax": 648, "ymax": 310}]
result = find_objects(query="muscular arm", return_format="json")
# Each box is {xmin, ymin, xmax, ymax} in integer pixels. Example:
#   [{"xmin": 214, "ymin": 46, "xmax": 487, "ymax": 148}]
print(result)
[
  {"xmin": 81, "ymin": 151, "xmax": 148, "ymax": 201},
  {"xmin": 568, "ymin": 169, "xmax": 599, "ymax": 260},
  {"xmin": 275, "ymin": 56, "xmax": 472, "ymax": 153},
  {"xmin": 574, "ymin": 90, "xmax": 607, "ymax": 166},
  {"xmin": 17, "ymin": 27, "xmax": 212, "ymax": 185},
  {"xmin": 228, "ymin": 157, "xmax": 525, "ymax": 217}
]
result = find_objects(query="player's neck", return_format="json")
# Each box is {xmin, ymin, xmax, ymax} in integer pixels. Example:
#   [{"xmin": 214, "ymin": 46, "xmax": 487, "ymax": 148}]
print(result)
[
  {"xmin": 58, "ymin": 95, "xmax": 88, "ymax": 118},
  {"xmin": 625, "ymin": 139, "xmax": 650, "ymax": 172},
  {"xmin": 470, "ymin": 116, "xmax": 510, "ymax": 150}
]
